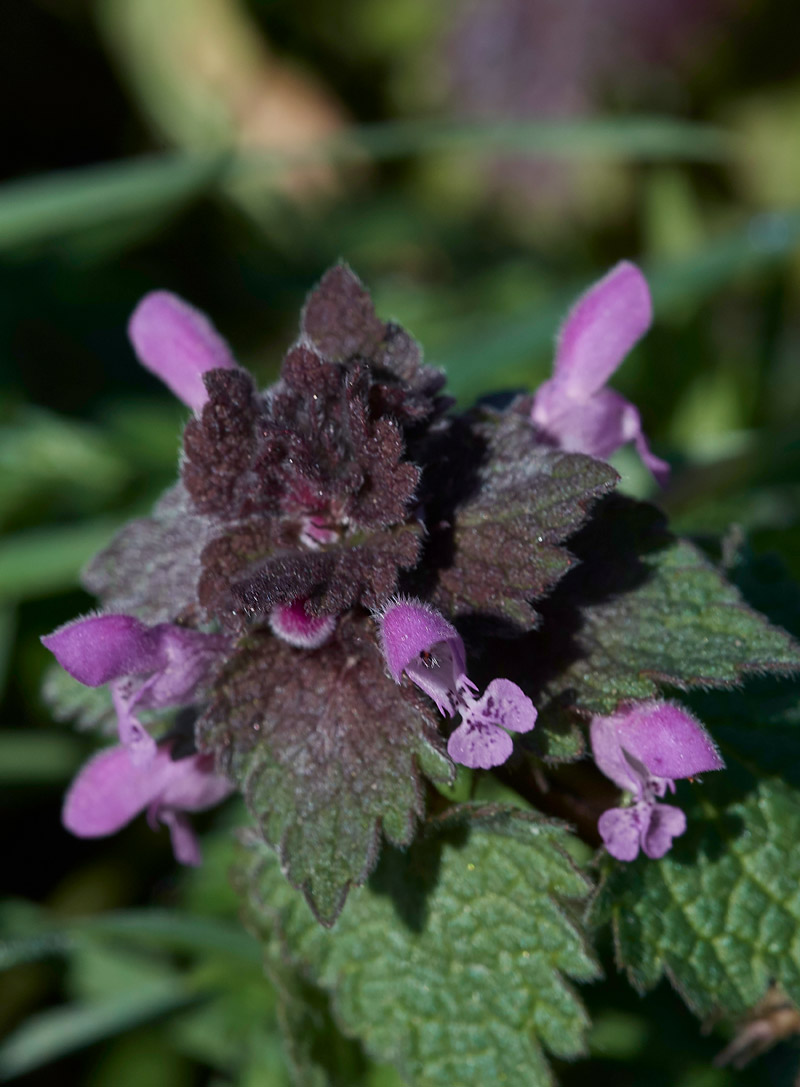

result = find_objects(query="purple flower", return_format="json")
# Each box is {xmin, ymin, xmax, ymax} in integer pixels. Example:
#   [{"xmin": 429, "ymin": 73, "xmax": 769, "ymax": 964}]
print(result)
[
  {"xmin": 63, "ymin": 741, "xmax": 233, "ymax": 865},
  {"xmin": 379, "ymin": 599, "xmax": 536, "ymax": 769},
  {"xmin": 42, "ymin": 615, "xmax": 228, "ymax": 763},
  {"xmin": 531, "ymin": 262, "xmax": 670, "ymax": 485},
  {"xmin": 590, "ymin": 701, "xmax": 724, "ymax": 861},
  {"xmin": 128, "ymin": 290, "xmax": 238, "ymax": 413},
  {"xmin": 268, "ymin": 598, "xmax": 337, "ymax": 649}
]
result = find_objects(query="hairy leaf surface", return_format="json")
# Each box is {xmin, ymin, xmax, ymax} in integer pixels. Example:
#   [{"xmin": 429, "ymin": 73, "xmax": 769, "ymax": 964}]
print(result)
[
  {"xmin": 198, "ymin": 615, "xmax": 453, "ymax": 925},
  {"xmin": 528, "ymin": 498, "xmax": 800, "ymax": 718},
  {"xmin": 595, "ymin": 754, "xmax": 800, "ymax": 1017},
  {"xmin": 426, "ymin": 409, "xmax": 618, "ymax": 629},
  {"xmin": 240, "ymin": 805, "xmax": 599, "ymax": 1087}
]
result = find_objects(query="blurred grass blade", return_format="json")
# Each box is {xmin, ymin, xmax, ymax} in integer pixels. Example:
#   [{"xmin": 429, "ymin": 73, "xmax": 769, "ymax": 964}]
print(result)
[
  {"xmin": 0, "ymin": 153, "xmax": 226, "ymax": 251},
  {"xmin": 0, "ymin": 908, "xmax": 260, "ymax": 971},
  {"xmin": 320, "ymin": 116, "xmax": 736, "ymax": 164},
  {"xmin": 0, "ymin": 518, "xmax": 121, "ymax": 602},
  {"xmin": 0, "ymin": 117, "xmax": 733, "ymax": 251},
  {"xmin": 72, "ymin": 910, "xmax": 261, "ymax": 962},
  {"xmin": 0, "ymin": 731, "xmax": 84, "ymax": 785},
  {"xmin": 0, "ymin": 981, "xmax": 195, "ymax": 1080}
]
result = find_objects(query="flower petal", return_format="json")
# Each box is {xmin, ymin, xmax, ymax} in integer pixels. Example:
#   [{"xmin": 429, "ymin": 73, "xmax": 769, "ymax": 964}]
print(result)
[
  {"xmin": 136, "ymin": 625, "xmax": 229, "ymax": 708},
  {"xmin": 598, "ymin": 806, "xmax": 642, "ymax": 861},
  {"xmin": 128, "ymin": 291, "xmax": 237, "ymax": 413},
  {"xmin": 158, "ymin": 810, "xmax": 202, "ymax": 866},
  {"xmin": 269, "ymin": 599, "xmax": 337, "ymax": 649},
  {"xmin": 612, "ymin": 701, "xmax": 724, "ymax": 780},
  {"xmin": 447, "ymin": 721, "xmax": 513, "ymax": 769},
  {"xmin": 641, "ymin": 802, "xmax": 686, "ymax": 859},
  {"xmin": 532, "ymin": 386, "xmax": 669, "ymax": 485},
  {"xmin": 159, "ymin": 752, "xmax": 233, "ymax": 812},
  {"xmin": 41, "ymin": 614, "xmax": 159, "ymax": 687},
  {"xmin": 471, "ymin": 677, "xmax": 537, "ymax": 734},
  {"xmin": 379, "ymin": 599, "xmax": 464, "ymax": 682},
  {"xmin": 62, "ymin": 745, "xmax": 168, "ymax": 837},
  {"xmin": 553, "ymin": 261, "xmax": 652, "ymax": 400}
]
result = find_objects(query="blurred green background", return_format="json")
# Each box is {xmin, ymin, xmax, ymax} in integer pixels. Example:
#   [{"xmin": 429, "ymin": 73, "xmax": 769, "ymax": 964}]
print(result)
[{"xmin": 3, "ymin": 0, "xmax": 800, "ymax": 1082}]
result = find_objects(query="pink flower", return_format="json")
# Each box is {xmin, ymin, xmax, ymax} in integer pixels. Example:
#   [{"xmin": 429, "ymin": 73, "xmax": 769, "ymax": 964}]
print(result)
[
  {"xmin": 128, "ymin": 290, "xmax": 238, "ymax": 413},
  {"xmin": 531, "ymin": 262, "xmax": 669, "ymax": 485},
  {"xmin": 591, "ymin": 701, "xmax": 724, "ymax": 861},
  {"xmin": 379, "ymin": 599, "xmax": 536, "ymax": 769},
  {"xmin": 268, "ymin": 599, "xmax": 337, "ymax": 650},
  {"xmin": 42, "ymin": 615, "xmax": 228, "ymax": 763},
  {"xmin": 63, "ymin": 742, "xmax": 233, "ymax": 866}
]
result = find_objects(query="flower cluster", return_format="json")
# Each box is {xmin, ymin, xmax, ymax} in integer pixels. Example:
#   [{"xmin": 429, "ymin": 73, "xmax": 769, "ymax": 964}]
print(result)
[{"xmin": 43, "ymin": 261, "xmax": 722, "ymax": 883}]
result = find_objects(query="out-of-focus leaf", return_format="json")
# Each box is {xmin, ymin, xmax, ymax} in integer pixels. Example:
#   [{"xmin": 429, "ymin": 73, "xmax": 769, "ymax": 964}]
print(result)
[
  {"xmin": 0, "ymin": 518, "xmax": 121, "ymax": 602},
  {"xmin": 40, "ymin": 664, "xmax": 117, "ymax": 736},
  {"xmin": 0, "ymin": 730, "xmax": 84, "ymax": 785},
  {"xmin": 0, "ymin": 606, "xmax": 14, "ymax": 699},
  {"xmin": 0, "ymin": 408, "xmax": 129, "ymax": 523}
]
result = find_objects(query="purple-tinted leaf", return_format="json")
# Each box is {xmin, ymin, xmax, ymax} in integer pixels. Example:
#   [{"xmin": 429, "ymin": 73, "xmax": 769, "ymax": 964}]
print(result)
[
  {"xmin": 82, "ymin": 483, "xmax": 211, "ymax": 624},
  {"xmin": 526, "ymin": 497, "xmax": 800, "ymax": 721},
  {"xmin": 425, "ymin": 407, "xmax": 618, "ymax": 629},
  {"xmin": 197, "ymin": 614, "xmax": 453, "ymax": 925}
]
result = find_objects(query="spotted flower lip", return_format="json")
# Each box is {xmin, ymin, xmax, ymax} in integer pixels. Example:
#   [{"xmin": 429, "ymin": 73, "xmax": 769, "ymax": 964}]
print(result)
[
  {"xmin": 379, "ymin": 599, "xmax": 537, "ymax": 769},
  {"xmin": 62, "ymin": 741, "xmax": 234, "ymax": 866},
  {"xmin": 42, "ymin": 615, "xmax": 228, "ymax": 762},
  {"xmin": 530, "ymin": 261, "xmax": 670, "ymax": 485},
  {"xmin": 591, "ymin": 701, "xmax": 724, "ymax": 861},
  {"xmin": 128, "ymin": 290, "xmax": 238, "ymax": 413}
]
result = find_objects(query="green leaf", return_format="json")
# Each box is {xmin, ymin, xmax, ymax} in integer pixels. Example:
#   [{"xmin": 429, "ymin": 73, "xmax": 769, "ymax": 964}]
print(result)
[
  {"xmin": 40, "ymin": 663, "xmax": 117, "ymax": 735},
  {"xmin": 0, "ymin": 729, "xmax": 84, "ymax": 785},
  {"xmin": 0, "ymin": 517, "xmax": 123, "ymax": 603},
  {"xmin": 198, "ymin": 615, "xmax": 453, "ymax": 926},
  {"xmin": 429, "ymin": 408, "xmax": 618, "ymax": 629},
  {"xmin": 239, "ymin": 805, "xmax": 599, "ymax": 1087},
  {"xmin": 530, "ymin": 498, "xmax": 800, "ymax": 718},
  {"xmin": 595, "ymin": 762, "xmax": 800, "ymax": 1018}
]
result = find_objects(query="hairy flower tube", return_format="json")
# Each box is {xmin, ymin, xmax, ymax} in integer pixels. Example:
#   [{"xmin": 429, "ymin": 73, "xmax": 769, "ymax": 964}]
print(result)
[
  {"xmin": 590, "ymin": 701, "xmax": 725, "ymax": 861},
  {"xmin": 379, "ymin": 599, "xmax": 537, "ymax": 768},
  {"xmin": 530, "ymin": 261, "xmax": 670, "ymax": 485},
  {"xmin": 63, "ymin": 741, "xmax": 234, "ymax": 865}
]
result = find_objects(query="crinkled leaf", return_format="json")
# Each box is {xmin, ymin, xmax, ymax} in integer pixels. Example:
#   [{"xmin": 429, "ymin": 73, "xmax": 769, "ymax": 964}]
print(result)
[
  {"xmin": 427, "ymin": 409, "xmax": 618, "ymax": 629},
  {"xmin": 595, "ymin": 753, "xmax": 800, "ymax": 1018},
  {"xmin": 529, "ymin": 497, "xmax": 800, "ymax": 718},
  {"xmin": 300, "ymin": 264, "xmax": 446, "ymax": 424},
  {"xmin": 82, "ymin": 483, "xmax": 211, "ymax": 624},
  {"xmin": 198, "ymin": 615, "xmax": 453, "ymax": 925},
  {"xmin": 239, "ymin": 804, "xmax": 599, "ymax": 1087}
]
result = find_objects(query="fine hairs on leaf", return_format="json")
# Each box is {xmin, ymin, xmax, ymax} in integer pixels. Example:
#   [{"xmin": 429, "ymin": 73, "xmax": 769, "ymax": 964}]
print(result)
[
  {"xmin": 238, "ymin": 804, "xmax": 600, "ymax": 1087},
  {"xmin": 198, "ymin": 614, "xmax": 453, "ymax": 925}
]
